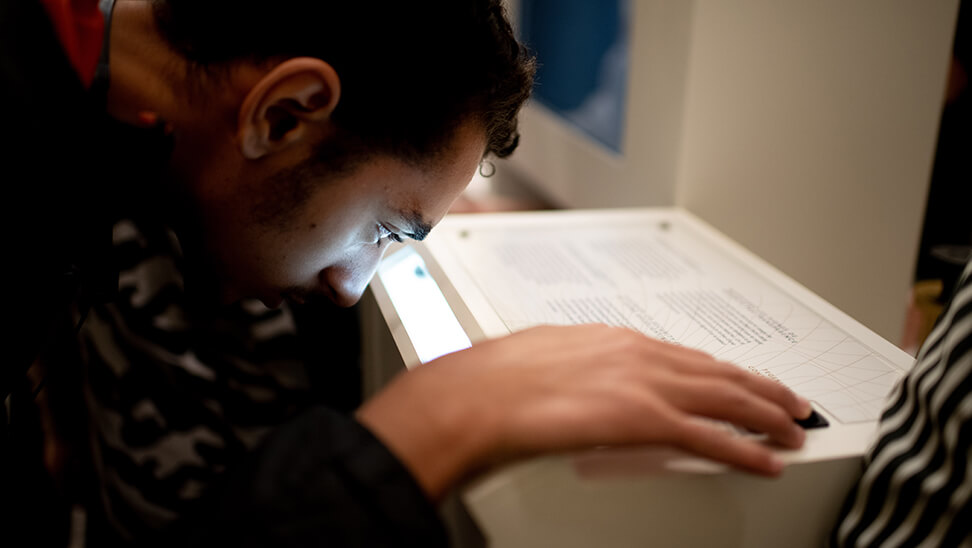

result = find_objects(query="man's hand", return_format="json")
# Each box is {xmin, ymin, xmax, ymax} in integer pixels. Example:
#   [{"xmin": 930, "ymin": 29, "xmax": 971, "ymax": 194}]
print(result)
[{"xmin": 356, "ymin": 324, "xmax": 813, "ymax": 502}]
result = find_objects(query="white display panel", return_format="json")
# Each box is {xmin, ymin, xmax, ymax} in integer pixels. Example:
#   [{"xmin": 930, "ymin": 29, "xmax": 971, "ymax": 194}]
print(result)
[
  {"xmin": 366, "ymin": 208, "xmax": 919, "ymax": 548},
  {"xmin": 435, "ymin": 217, "xmax": 898, "ymax": 425},
  {"xmin": 376, "ymin": 246, "xmax": 471, "ymax": 364}
]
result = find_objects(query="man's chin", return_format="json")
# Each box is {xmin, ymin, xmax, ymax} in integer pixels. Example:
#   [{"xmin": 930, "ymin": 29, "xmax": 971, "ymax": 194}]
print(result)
[
  {"xmin": 223, "ymin": 285, "xmax": 336, "ymax": 310},
  {"xmin": 211, "ymin": 283, "xmax": 283, "ymax": 309}
]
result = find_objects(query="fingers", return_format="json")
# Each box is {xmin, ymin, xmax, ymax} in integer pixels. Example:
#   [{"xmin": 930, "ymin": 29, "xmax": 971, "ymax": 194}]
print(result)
[
  {"xmin": 615, "ymin": 328, "xmax": 812, "ymax": 420},
  {"xmin": 668, "ymin": 416, "xmax": 786, "ymax": 477},
  {"xmin": 663, "ymin": 377, "xmax": 806, "ymax": 449},
  {"xmin": 458, "ymin": 325, "xmax": 812, "ymax": 480},
  {"xmin": 599, "ymin": 326, "xmax": 811, "ymax": 448},
  {"xmin": 673, "ymin": 359, "xmax": 813, "ymax": 421},
  {"xmin": 731, "ymin": 367, "xmax": 813, "ymax": 420}
]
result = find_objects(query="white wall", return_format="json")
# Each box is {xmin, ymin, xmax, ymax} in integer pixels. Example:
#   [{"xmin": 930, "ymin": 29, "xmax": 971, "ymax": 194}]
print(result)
[
  {"xmin": 500, "ymin": 0, "xmax": 958, "ymax": 343},
  {"xmin": 506, "ymin": 0, "xmax": 694, "ymax": 207},
  {"xmin": 675, "ymin": 0, "xmax": 958, "ymax": 342}
]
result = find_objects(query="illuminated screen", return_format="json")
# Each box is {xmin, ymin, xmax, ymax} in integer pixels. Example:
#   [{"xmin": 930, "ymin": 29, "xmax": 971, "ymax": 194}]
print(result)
[{"xmin": 377, "ymin": 247, "xmax": 472, "ymax": 364}]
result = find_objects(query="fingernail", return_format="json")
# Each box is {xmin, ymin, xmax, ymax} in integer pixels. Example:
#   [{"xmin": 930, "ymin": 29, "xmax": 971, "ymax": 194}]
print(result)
[
  {"xmin": 769, "ymin": 455, "xmax": 785, "ymax": 475},
  {"xmin": 798, "ymin": 397, "xmax": 813, "ymax": 419}
]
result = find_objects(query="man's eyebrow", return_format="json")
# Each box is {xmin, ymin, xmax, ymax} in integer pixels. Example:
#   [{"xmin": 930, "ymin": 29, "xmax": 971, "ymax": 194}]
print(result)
[{"xmin": 400, "ymin": 210, "xmax": 432, "ymax": 241}]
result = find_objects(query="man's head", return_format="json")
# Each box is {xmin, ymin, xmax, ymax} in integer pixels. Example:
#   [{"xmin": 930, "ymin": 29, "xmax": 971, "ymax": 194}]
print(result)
[{"xmin": 142, "ymin": 0, "xmax": 534, "ymax": 307}]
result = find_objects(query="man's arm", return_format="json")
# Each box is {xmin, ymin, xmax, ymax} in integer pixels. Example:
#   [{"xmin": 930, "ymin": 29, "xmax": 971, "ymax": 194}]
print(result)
[
  {"xmin": 359, "ymin": 324, "xmax": 811, "ymax": 502},
  {"xmin": 178, "ymin": 323, "xmax": 807, "ymax": 547},
  {"xmin": 178, "ymin": 406, "xmax": 448, "ymax": 547}
]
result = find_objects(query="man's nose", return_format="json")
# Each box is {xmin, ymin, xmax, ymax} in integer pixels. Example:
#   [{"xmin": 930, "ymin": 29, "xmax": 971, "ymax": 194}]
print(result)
[{"xmin": 320, "ymin": 247, "xmax": 385, "ymax": 307}]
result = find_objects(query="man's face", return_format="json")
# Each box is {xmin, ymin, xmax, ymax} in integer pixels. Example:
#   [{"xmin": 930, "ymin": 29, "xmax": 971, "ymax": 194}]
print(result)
[{"xmin": 183, "ymin": 121, "xmax": 486, "ymax": 308}]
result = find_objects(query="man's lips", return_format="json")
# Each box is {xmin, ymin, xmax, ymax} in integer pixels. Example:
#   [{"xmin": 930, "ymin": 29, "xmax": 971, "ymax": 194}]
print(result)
[
  {"xmin": 283, "ymin": 291, "xmax": 307, "ymax": 306},
  {"xmin": 258, "ymin": 294, "xmax": 285, "ymax": 309},
  {"xmin": 258, "ymin": 287, "xmax": 336, "ymax": 309}
]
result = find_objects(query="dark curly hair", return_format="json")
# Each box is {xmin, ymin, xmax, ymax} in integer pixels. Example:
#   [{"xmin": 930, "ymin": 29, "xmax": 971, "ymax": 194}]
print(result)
[{"xmin": 152, "ymin": 0, "xmax": 535, "ymax": 169}]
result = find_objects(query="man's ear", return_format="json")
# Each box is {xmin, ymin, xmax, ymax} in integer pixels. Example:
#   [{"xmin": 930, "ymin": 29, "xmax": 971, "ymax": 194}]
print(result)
[{"xmin": 237, "ymin": 57, "xmax": 341, "ymax": 160}]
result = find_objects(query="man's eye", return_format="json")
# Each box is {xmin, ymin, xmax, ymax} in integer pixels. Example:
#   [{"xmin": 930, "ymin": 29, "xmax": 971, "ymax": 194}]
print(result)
[{"xmin": 377, "ymin": 224, "xmax": 403, "ymax": 244}]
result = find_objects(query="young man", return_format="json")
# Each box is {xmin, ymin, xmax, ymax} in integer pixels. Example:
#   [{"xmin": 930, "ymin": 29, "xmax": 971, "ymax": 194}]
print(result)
[{"xmin": 2, "ymin": 0, "xmax": 812, "ymax": 545}]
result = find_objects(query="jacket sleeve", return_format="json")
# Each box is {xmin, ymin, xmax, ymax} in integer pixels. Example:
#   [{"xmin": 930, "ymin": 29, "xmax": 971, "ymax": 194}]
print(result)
[{"xmin": 176, "ymin": 405, "xmax": 449, "ymax": 547}]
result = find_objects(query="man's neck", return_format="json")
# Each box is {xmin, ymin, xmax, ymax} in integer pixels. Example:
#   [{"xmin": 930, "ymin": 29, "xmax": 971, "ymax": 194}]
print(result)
[{"xmin": 105, "ymin": 0, "xmax": 185, "ymax": 127}]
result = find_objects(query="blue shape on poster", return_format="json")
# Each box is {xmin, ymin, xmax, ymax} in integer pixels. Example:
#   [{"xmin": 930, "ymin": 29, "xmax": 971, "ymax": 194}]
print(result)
[{"xmin": 520, "ymin": 0, "xmax": 630, "ymax": 153}]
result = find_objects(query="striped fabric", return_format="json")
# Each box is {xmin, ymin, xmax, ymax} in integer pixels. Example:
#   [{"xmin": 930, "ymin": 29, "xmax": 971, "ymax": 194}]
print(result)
[{"xmin": 832, "ymin": 259, "xmax": 972, "ymax": 547}]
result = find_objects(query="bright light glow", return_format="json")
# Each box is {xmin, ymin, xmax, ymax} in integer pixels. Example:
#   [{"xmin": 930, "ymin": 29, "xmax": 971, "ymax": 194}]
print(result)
[{"xmin": 377, "ymin": 248, "xmax": 472, "ymax": 363}]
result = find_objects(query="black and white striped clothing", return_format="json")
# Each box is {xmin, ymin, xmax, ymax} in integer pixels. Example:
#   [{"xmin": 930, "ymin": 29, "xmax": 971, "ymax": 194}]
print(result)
[{"xmin": 833, "ymin": 259, "xmax": 972, "ymax": 547}]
